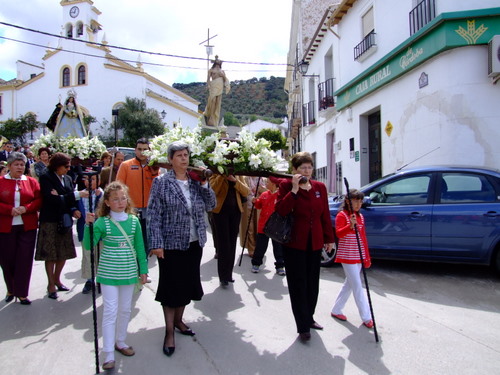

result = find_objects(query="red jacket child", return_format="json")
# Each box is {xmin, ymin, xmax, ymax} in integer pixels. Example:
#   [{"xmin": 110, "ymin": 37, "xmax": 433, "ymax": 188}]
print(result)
[{"xmin": 254, "ymin": 189, "xmax": 279, "ymax": 234}]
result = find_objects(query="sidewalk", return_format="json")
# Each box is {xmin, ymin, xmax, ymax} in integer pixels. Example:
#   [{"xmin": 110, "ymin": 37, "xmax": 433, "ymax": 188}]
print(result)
[{"xmin": 1, "ymin": 230, "xmax": 500, "ymax": 374}]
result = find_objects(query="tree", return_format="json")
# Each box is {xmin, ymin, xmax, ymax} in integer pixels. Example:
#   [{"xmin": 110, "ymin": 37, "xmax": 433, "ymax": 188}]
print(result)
[
  {"xmin": 117, "ymin": 97, "xmax": 164, "ymax": 146},
  {"xmin": 0, "ymin": 113, "xmax": 40, "ymax": 144},
  {"xmin": 224, "ymin": 111, "xmax": 240, "ymax": 126},
  {"xmin": 255, "ymin": 128, "xmax": 286, "ymax": 151}
]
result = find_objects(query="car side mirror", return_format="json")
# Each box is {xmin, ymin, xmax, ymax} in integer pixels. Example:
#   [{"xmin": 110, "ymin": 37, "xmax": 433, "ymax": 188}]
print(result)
[{"xmin": 362, "ymin": 196, "xmax": 372, "ymax": 207}]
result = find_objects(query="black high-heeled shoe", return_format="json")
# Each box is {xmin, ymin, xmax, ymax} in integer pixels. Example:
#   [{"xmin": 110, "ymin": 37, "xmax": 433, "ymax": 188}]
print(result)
[
  {"xmin": 48, "ymin": 292, "xmax": 58, "ymax": 299},
  {"xmin": 47, "ymin": 288, "xmax": 58, "ymax": 299},
  {"xmin": 19, "ymin": 297, "xmax": 31, "ymax": 305},
  {"xmin": 163, "ymin": 332, "xmax": 175, "ymax": 356},
  {"xmin": 163, "ymin": 346, "xmax": 175, "ymax": 356},
  {"xmin": 5, "ymin": 294, "xmax": 14, "ymax": 303},
  {"xmin": 56, "ymin": 284, "xmax": 70, "ymax": 292},
  {"xmin": 175, "ymin": 325, "xmax": 195, "ymax": 336}
]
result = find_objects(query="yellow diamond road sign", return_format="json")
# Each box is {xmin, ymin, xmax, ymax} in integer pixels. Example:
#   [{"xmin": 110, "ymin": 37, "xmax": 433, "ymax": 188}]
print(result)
[{"xmin": 385, "ymin": 121, "xmax": 393, "ymax": 137}]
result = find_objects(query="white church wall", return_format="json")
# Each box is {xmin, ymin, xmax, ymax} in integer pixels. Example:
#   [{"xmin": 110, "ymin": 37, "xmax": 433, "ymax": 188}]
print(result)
[{"xmin": 1, "ymin": 1, "xmax": 201, "ymax": 142}]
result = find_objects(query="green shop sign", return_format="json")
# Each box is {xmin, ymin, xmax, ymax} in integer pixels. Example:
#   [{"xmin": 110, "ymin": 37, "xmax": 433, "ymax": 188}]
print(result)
[{"xmin": 335, "ymin": 8, "xmax": 500, "ymax": 110}]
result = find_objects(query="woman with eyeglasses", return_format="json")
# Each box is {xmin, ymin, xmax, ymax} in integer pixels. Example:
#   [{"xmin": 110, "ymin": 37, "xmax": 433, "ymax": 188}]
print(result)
[
  {"xmin": 35, "ymin": 152, "xmax": 89, "ymax": 299},
  {"xmin": 275, "ymin": 152, "xmax": 335, "ymax": 342},
  {"xmin": 31, "ymin": 147, "xmax": 52, "ymax": 180},
  {"xmin": 0, "ymin": 152, "xmax": 42, "ymax": 305}
]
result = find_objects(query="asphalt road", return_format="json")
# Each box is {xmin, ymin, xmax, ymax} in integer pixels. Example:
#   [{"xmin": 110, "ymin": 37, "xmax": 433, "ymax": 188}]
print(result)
[{"xmin": 1, "ymin": 231, "xmax": 499, "ymax": 375}]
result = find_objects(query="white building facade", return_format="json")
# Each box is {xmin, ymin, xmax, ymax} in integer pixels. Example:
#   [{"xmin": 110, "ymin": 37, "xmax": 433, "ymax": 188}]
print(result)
[
  {"xmin": 285, "ymin": 0, "xmax": 500, "ymax": 194},
  {"xmin": 0, "ymin": 0, "xmax": 200, "ymax": 142}
]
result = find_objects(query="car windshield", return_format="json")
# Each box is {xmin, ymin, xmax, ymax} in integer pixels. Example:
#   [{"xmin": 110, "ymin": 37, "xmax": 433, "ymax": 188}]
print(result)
[{"xmin": 361, "ymin": 173, "xmax": 396, "ymax": 191}]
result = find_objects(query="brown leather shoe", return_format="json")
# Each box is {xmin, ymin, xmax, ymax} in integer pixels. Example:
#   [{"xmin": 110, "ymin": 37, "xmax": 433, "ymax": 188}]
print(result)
[
  {"xmin": 115, "ymin": 345, "xmax": 135, "ymax": 356},
  {"xmin": 310, "ymin": 321, "xmax": 323, "ymax": 330},
  {"xmin": 102, "ymin": 360, "xmax": 115, "ymax": 370},
  {"xmin": 299, "ymin": 332, "xmax": 311, "ymax": 342}
]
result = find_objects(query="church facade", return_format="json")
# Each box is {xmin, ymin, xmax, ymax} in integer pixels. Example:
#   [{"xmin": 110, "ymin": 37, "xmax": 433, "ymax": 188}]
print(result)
[{"xmin": 0, "ymin": 0, "xmax": 201, "ymax": 142}]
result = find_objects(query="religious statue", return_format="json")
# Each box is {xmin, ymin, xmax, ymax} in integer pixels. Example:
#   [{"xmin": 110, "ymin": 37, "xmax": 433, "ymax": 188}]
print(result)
[
  {"xmin": 204, "ymin": 56, "xmax": 230, "ymax": 127},
  {"xmin": 54, "ymin": 89, "xmax": 87, "ymax": 137},
  {"xmin": 46, "ymin": 103, "xmax": 62, "ymax": 132}
]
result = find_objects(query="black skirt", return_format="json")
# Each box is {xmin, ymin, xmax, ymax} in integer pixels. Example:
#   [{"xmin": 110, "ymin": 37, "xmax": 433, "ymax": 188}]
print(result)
[
  {"xmin": 155, "ymin": 241, "xmax": 204, "ymax": 308},
  {"xmin": 35, "ymin": 222, "xmax": 77, "ymax": 261}
]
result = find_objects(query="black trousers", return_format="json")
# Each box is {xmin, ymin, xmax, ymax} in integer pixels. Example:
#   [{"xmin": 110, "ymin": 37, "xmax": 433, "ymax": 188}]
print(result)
[
  {"xmin": 212, "ymin": 207, "xmax": 241, "ymax": 282},
  {"xmin": 283, "ymin": 244, "xmax": 321, "ymax": 333},
  {"xmin": 0, "ymin": 226, "xmax": 37, "ymax": 298},
  {"xmin": 251, "ymin": 233, "xmax": 284, "ymax": 269}
]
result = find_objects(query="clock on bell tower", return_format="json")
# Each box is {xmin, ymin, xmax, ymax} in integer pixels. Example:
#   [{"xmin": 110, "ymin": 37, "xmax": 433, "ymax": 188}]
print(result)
[{"xmin": 69, "ymin": 6, "xmax": 80, "ymax": 18}]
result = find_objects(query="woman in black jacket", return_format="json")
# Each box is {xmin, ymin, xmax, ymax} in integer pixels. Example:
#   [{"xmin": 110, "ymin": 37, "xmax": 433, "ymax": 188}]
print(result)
[{"xmin": 34, "ymin": 153, "xmax": 89, "ymax": 299}]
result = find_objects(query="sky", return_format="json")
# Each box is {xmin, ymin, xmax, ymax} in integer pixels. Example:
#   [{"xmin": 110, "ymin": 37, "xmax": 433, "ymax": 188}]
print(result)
[{"xmin": 0, "ymin": 0, "xmax": 293, "ymax": 85}]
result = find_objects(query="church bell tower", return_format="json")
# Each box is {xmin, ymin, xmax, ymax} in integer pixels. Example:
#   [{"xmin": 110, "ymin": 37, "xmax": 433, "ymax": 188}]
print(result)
[{"xmin": 60, "ymin": 0, "xmax": 102, "ymax": 43}]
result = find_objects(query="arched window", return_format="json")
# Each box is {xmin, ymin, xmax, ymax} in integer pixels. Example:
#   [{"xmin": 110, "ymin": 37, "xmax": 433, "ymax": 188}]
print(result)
[
  {"xmin": 77, "ymin": 22, "xmax": 84, "ymax": 37},
  {"xmin": 65, "ymin": 23, "xmax": 73, "ymax": 38},
  {"xmin": 78, "ymin": 65, "xmax": 86, "ymax": 85},
  {"xmin": 62, "ymin": 67, "xmax": 70, "ymax": 87}
]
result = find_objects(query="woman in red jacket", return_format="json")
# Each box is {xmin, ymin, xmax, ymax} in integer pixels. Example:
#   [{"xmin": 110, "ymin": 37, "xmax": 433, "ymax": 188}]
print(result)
[
  {"xmin": 330, "ymin": 189, "xmax": 373, "ymax": 328},
  {"xmin": 0, "ymin": 152, "xmax": 42, "ymax": 305},
  {"xmin": 275, "ymin": 152, "xmax": 335, "ymax": 342}
]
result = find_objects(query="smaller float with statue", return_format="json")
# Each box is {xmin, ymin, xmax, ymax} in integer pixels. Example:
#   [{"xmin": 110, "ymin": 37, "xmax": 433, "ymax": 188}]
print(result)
[{"xmin": 32, "ymin": 90, "xmax": 107, "ymax": 168}]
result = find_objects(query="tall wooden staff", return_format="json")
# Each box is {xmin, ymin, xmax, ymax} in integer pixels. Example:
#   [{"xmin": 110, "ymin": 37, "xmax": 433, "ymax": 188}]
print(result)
[
  {"xmin": 343, "ymin": 177, "xmax": 379, "ymax": 343},
  {"xmin": 238, "ymin": 176, "xmax": 262, "ymax": 266},
  {"xmin": 84, "ymin": 170, "xmax": 101, "ymax": 373}
]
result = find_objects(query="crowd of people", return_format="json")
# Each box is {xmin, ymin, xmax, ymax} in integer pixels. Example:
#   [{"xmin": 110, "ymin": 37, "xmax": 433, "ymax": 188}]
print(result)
[{"xmin": 0, "ymin": 139, "xmax": 373, "ymax": 371}]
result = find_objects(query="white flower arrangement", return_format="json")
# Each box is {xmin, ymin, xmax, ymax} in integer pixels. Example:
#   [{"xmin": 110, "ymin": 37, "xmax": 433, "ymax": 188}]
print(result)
[
  {"xmin": 146, "ymin": 125, "xmax": 283, "ymax": 175},
  {"xmin": 32, "ymin": 133, "xmax": 106, "ymax": 160}
]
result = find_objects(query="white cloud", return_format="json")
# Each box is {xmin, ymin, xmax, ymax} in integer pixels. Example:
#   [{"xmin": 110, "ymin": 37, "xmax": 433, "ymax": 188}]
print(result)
[{"xmin": 0, "ymin": 0, "xmax": 292, "ymax": 84}]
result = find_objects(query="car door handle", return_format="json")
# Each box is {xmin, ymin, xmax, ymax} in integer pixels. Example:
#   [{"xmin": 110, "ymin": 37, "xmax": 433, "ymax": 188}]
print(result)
[
  {"xmin": 409, "ymin": 212, "xmax": 424, "ymax": 218},
  {"xmin": 483, "ymin": 211, "xmax": 499, "ymax": 218}
]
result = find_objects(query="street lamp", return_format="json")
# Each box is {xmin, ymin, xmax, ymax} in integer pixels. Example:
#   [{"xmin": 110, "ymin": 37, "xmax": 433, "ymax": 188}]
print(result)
[
  {"xmin": 298, "ymin": 60, "xmax": 319, "ymax": 78},
  {"xmin": 161, "ymin": 110, "xmax": 167, "ymax": 119},
  {"xmin": 112, "ymin": 109, "xmax": 120, "ymax": 145}
]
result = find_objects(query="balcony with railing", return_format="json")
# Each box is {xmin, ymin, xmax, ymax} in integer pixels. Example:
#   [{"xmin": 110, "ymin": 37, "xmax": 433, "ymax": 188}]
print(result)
[
  {"xmin": 409, "ymin": 0, "xmax": 436, "ymax": 35},
  {"xmin": 318, "ymin": 78, "xmax": 335, "ymax": 111},
  {"xmin": 354, "ymin": 30, "xmax": 376, "ymax": 60},
  {"xmin": 302, "ymin": 100, "xmax": 316, "ymax": 126}
]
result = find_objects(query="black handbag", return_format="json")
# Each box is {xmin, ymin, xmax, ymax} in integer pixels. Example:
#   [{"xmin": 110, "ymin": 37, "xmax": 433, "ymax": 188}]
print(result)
[
  {"xmin": 57, "ymin": 213, "xmax": 73, "ymax": 234},
  {"xmin": 264, "ymin": 211, "xmax": 294, "ymax": 244}
]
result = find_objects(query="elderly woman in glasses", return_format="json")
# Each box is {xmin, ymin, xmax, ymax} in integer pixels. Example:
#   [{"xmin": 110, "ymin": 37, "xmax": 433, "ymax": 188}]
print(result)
[
  {"xmin": 148, "ymin": 141, "xmax": 216, "ymax": 357},
  {"xmin": 35, "ymin": 152, "xmax": 89, "ymax": 299},
  {"xmin": 0, "ymin": 152, "xmax": 42, "ymax": 305}
]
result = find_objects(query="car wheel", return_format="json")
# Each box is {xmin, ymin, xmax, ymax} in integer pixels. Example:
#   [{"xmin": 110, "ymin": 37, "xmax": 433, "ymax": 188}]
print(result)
[{"xmin": 321, "ymin": 243, "xmax": 337, "ymax": 267}]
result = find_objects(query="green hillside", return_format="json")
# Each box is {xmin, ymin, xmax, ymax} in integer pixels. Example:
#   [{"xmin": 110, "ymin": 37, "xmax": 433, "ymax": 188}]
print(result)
[{"xmin": 173, "ymin": 76, "xmax": 287, "ymax": 124}]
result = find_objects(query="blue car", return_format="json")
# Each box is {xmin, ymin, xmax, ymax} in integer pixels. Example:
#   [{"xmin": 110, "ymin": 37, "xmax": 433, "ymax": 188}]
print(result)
[{"xmin": 323, "ymin": 166, "xmax": 500, "ymax": 273}]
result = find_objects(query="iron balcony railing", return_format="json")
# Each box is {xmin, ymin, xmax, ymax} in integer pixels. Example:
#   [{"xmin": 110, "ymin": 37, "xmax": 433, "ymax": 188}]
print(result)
[
  {"xmin": 302, "ymin": 101, "xmax": 316, "ymax": 126},
  {"xmin": 318, "ymin": 78, "xmax": 335, "ymax": 110},
  {"xmin": 409, "ymin": 0, "xmax": 436, "ymax": 35},
  {"xmin": 354, "ymin": 29, "xmax": 376, "ymax": 60}
]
